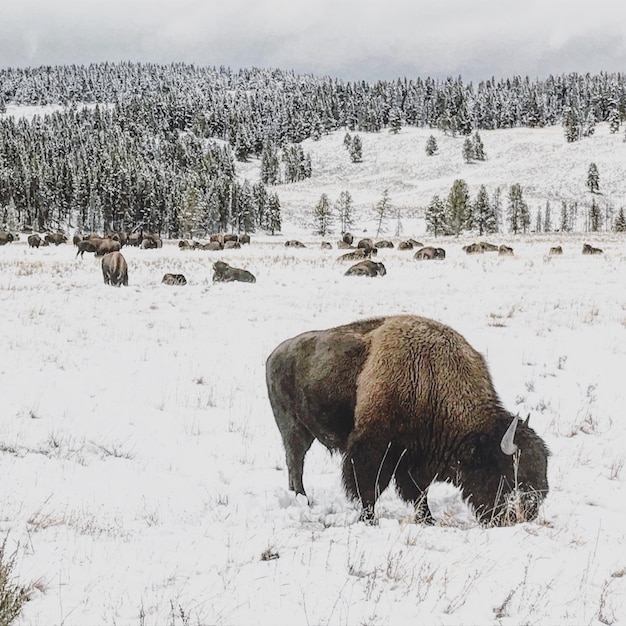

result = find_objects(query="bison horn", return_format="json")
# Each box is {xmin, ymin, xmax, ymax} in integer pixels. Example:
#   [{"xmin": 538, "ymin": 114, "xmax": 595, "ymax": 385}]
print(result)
[{"xmin": 500, "ymin": 415, "xmax": 520, "ymax": 456}]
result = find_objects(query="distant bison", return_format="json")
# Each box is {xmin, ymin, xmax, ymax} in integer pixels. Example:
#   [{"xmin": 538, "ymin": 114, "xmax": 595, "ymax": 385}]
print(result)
[
  {"xmin": 498, "ymin": 245, "xmax": 514, "ymax": 256},
  {"xmin": 28, "ymin": 234, "xmax": 42, "ymax": 248},
  {"xmin": 463, "ymin": 243, "xmax": 484, "ymax": 254},
  {"xmin": 284, "ymin": 240, "xmax": 306, "ymax": 248},
  {"xmin": 344, "ymin": 260, "xmax": 387, "ymax": 277},
  {"xmin": 239, "ymin": 234, "xmax": 251, "ymax": 245},
  {"xmin": 397, "ymin": 241, "xmax": 414, "ymax": 250},
  {"xmin": 414, "ymin": 246, "xmax": 445, "ymax": 260},
  {"xmin": 44, "ymin": 232, "xmax": 67, "ymax": 246},
  {"xmin": 161, "ymin": 273, "xmax": 187, "ymax": 285},
  {"xmin": 582, "ymin": 243, "xmax": 603, "ymax": 255},
  {"xmin": 321, "ymin": 242, "xmax": 333, "ymax": 250},
  {"xmin": 337, "ymin": 248, "xmax": 376, "ymax": 262},
  {"xmin": 101, "ymin": 251, "xmax": 128, "ymax": 287},
  {"xmin": 374, "ymin": 240, "xmax": 394, "ymax": 249},
  {"xmin": 76, "ymin": 240, "xmax": 98, "ymax": 258},
  {"xmin": 549, "ymin": 246, "xmax": 563, "ymax": 256},
  {"xmin": 479, "ymin": 242, "xmax": 499, "ymax": 252},
  {"xmin": 95, "ymin": 238, "xmax": 121, "ymax": 257},
  {"xmin": 0, "ymin": 232, "xmax": 15, "ymax": 245},
  {"xmin": 212, "ymin": 260, "xmax": 256, "ymax": 283},
  {"xmin": 266, "ymin": 315, "xmax": 550, "ymax": 525}
]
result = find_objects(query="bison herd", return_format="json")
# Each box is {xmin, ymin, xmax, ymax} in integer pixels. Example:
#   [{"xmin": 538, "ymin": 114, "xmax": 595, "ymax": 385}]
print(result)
[{"xmin": 0, "ymin": 228, "xmax": 612, "ymax": 291}]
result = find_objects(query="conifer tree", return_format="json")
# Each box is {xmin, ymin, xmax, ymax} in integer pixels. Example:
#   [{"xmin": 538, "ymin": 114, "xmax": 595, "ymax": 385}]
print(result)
[
  {"xmin": 506, "ymin": 183, "xmax": 530, "ymax": 234},
  {"xmin": 560, "ymin": 201, "xmax": 569, "ymax": 232},
  {"xmin": 472, "ymin": 132, "xmax": 486, "ymax": 160},
  {"xmin": 313, "ymin": 193, "xmax": 333, "ymax": 235},
  {"xmin": 444, "ymin": 179, "xmax": 470, "ymax": 235},
  {"xmin": 589, "ymin": 198, "xmax": 602, "ymax": 232},
  {"xmin": 543, "ymin": 200, "xmax": 552, "ymax": 232},
  {"xmin": 388, "ymin": 106, "xmax": 402, "ymax": 134},
  {"xmin": 349, "ymin": 135, "xmax": 363, "ymax": 163},
  {"xmin": 266, "ymin": 192, "xmax": 282, "ymax": 234},
  {"xmin": 462, "ymin": 138, "xmax": 474, "ymax": 163},
  {"xmin": 425, "ymin": 194, "xmax": 446, "ymax": 236},
  {"xmin": 471, "ymin": 184, "xmax": 498, "ymax": 234},
  {"xmin": 586, "ymin": 162, "xmax": 600, "ymax": 194},
  {"xmin": 614, "ymin": 207, "xmax": 626, "ymax": 232},
  {"xmin": 425, "ymin": 135, "xmax": 438, "ymax": 156},
  {"xmin": 335, "ymin": 190, "xmax": 354, "ymax": 234}
]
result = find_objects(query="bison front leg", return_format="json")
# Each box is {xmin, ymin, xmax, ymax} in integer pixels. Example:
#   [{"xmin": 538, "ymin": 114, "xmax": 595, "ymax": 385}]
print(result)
[{"xmin": 342, "ymin": 434, "xmax": 402, "ymax": 524}]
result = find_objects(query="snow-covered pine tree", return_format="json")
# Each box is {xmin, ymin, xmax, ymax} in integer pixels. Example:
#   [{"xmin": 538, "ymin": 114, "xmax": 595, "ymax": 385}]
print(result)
[
  {"xmin": 313, "ymin": 193, "xmax": 333, "ymax": 236},
  {"xmin": 335, "ymin": 190, "xmax": 354, "ymax": 234},
  {"xmin": 444, "ymin": 179, "xmax": 470, "ymax": 235},
  {"xmin": 425, "ymin": 194, "xmax": 446, "ymax": 236},
  {"xmin": 587, "ymin": 162, "xmax": 600, "ymax": 194},
  {"xmin": 425, "ymin": 135, "xmax": 438, "ymax": 156}
]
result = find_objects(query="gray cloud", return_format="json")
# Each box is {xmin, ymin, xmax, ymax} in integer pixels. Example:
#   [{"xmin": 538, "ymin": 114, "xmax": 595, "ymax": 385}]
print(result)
[{"xmin": 2, "ymin": 0, "xmax": 625, "ymax": 82}]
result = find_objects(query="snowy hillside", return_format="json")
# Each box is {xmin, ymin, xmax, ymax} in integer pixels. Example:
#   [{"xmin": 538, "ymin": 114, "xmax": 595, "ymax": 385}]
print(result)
[{"xmin": 0, "ymin": 110, "xmax": 625, "ymax": 626}]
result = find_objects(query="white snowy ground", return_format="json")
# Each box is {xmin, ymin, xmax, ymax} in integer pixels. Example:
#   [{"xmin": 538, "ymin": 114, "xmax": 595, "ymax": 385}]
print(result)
[{"xmin": 0, "ymin": 232, "xmax": 625, "ymax": 626}]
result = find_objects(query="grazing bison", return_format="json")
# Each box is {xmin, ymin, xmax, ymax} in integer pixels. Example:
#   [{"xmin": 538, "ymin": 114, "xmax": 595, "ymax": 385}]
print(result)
[
  {"xmin": 44, "ymin": 232, "xmax": 67, "ymax": 246},
  {"xmin": 76, "ymin": 240, "xmax": 98, "ymax": 258},
  {"xmin": 344, "ymin": 260, "xmax": 387, "ymax": 277},
  {"xmin": 162, "ymin": 273, "xmax": 187, "ymax": 285},
  {"xmin": 499, "ymin": 245, "xmax": 514, "ymax": 256},
  {"xmin": 95, "ymin": 238, "xmax": 121, "ymax": 256},
  {"xmin": 582, "ymin": 243, "xmax": 603, "ymax": 255},
  {"xmin": 414, "ymin": 246, "xmax": 445, "ymax": 260},
  {"xmin": 212, "ymin": 260, "xmax": 256, "ymax": 283},
  {"xmin": 240, "ymin": 234, "xmax": 251, "ymax": 245},
  {"xmin": 266, "ymin": 315, "xmax": 549, "ymax": 525},
  {"xmin": 549, "ymin": 246, "xmax": 563, "ymax": 256},
  {"xmin": 101, "ymin": 251, "xmax": 128, "ymax": 287},
  {"xmin": 28, "ymin": 234, "xmax": 42, "ymax": 248},
  {"xmin": 0, "ymin": 231, "xmax": 15, "ymax": 245}
]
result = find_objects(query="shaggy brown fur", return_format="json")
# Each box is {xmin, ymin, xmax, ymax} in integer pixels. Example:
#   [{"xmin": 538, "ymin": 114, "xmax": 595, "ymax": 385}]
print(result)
[
  {"xmin": 212, "ymin": 261, "xmax": 256, "ymax": 283},
  {"xmin": 549, "ymin": 246, "xmax": 563, "ymax": 256},
  {"xmin": 414, "ymin": 246, "xmax": 445, "ymax": 260},
  {"xmin": 266, "ymin": 315, "xmax": 549, "ymax": 525},
  {"xmin": 101, "ymin": 251, "xmax": 128, "ymax": 287},
  {"xmin": 27, "ymin": 234, "xmax": 42, "ymax": 248},
  {"xmin": 582, "ymin": 243, "xmax": 603, "ymax": 255},
  {"xmin": 161, "ymin": 273, "xmax": 187, "ymax": 285},
  {"xmin": 344, "ymin": 260, "xmax": 387, "ymax": 277},
  {"xmin": 76, "ymin": 240, "xmax": 98, "ymax": 258}
]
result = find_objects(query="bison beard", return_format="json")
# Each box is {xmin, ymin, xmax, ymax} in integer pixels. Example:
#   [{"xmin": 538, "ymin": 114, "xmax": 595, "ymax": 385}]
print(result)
[{"xmin": 266, "ymin": 315, "xmax": 549, "ymax": 525}]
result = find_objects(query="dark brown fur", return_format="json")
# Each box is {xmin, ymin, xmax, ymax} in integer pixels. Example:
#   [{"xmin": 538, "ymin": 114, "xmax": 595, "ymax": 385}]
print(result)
[
  {"xmin": 27, "ymin": 234, "xmax": 42, "ymax": 248},
  {"xmin": 212, "ymin": 261, "xmax": 256, "ymax": 283},
  {"xmin": 582, "ymin": 243, "xmax": 603, "ymax": 255},
  {"xmin": 101, "ymin": 251, "xmax": 128, "ymax": 287},
  {"xmin": 76, "ymin": 240, "xmax": 98, "ymax": 258},
  {"xmin": 44, "ymin": 232, "xmax": 67, "ymax": 246},
  {"xmin": 162, "ymin": 273, "xmax": 187, "ymax": 285},
  {"xmin": 266, "ymin": 315, "xmax": 549, "ymax": 525},
  {"xmin": 549, "ymin": 246, "xmax": 563, "ymax": 256},
  {"xmin": 498, "ymin": 245, "xmax": 514, "ymax": 256},
  {"xmin": 414, "ymin": 246, "xmax": 445, "ymax": 260},
  {"xmin": 0, "ymin": 232, "xmax": 15, "ymax": 245},
  {"xmin": 344, "ymin": 260, "xmax": 387, "ymax": 277}
]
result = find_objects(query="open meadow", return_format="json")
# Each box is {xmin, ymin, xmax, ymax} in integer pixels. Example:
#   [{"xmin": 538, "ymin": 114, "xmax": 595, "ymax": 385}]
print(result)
[{"xmin": 0, "ymin": 231, "xmax": 625, "ymax": 625}]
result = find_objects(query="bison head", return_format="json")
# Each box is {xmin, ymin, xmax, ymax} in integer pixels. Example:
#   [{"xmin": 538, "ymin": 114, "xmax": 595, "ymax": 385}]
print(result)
[{"xmin": 454, "ymin": 414, "xmax": 549, "ymax": 525}]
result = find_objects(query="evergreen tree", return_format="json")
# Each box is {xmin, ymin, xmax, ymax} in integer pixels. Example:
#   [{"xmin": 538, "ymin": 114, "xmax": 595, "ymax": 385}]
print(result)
[
  {"xmin": 563, "ymin": 106, "xmax": 581, "ymax": 142},
  {"xmin": 471, "ymin": 184, "xmax": 498, "ymax": 234},
  {"xmin": 472, "ymin": 132, "xmax": 486, "ymax": 160},
  {"xmin": 388, "ymin": 106, "xmax": 402, "ymax": 134},
  {"xmin": 349, "ymin": 135, "xmax": 363, "ymax": 163},
  {"xmin": 425, "ymin": 194, "xmax": 446, "ymax": 236},
  {"xmin": 462, "ymin": 138, "xmax": 474, "ymax": 163},
  {"xmin": 253, "ymin": 182, "xmax": 268, "ymax": 230},
  {"xmin": 543, "ymin": 200, "xmax": 552, "ymax": 232},
  {"xmin": 335, "ymin": 190, "xmax": 354, "ymax": 234},
  {"xmin": 614, "ymin": 207, "xmax": 626, "ymax": 232},
  {"xmin": 313, "ymin": 193, "xmax": 333, "ymax": 235},
  {"xmin": 266, "ymin": 192, "xmax": 282, "ymax": 234},
  {"xmin": 560, "ymin": 201, "xmax": 570, "ymax": 232},
  {"xmin": 444, "ymin": 179, "xmax": 470, "ymax": 235},
  {"xmin": 535, "ymin": 208, "xmax": 542, "ymax": 233},
  {"xmin": 589, "ymin": 198, "xmax": 602, "ymax": 232},
  {"xmin": 260, "ymin": 143, "xmax": 280, "ymax": 185},
  {"xmin": 587, "ymin": 162, "xmax": 600, "ymax": 194},
  {"xmin": 507, "ymin": 183, "xmax": 530, "ymax": 234},
  {"xmin": 425, "ymin": 135, "xmax": 438, "ymax": 156},
  {"xmin": 374, "ymin": 188, "xmax": 390, "ymax": 237},
  {"xmin": 608, "ymin": 107, "xmax": 620, "ymax": 134}
]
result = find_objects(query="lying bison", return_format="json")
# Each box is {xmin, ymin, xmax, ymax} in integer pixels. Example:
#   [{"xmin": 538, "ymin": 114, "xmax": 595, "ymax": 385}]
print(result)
[
  {"xmin": 549, "ymin": 246, "xmax": 563, "ymax": 256},
  {"xmin": 344, "ymin": 260, "xmax": 387, "ymax": 277},
  {"xmin": 414, "ymin": 246, "xmax": 445, "ymax": 260},
  {"xmin": 498, "ymin": 245, "xmax": 514, "ymax": 256},
  {"xmin": 162, "ymin": 273, "xmax": 187, "ymax": 285},
  {"xmin": 212, "ymin": 260, "xmax": 256, "ymax": 283},
  {"xmin": 101, "ymin": 251, "xmax": 128, "ymax": 287},
  {"xmin": 337, "ymin": 248, "xmax": 376, "ymax": 262},
  {"xmin": 266, "ymin": 315, "xmax": 549, "ymax": 525}
]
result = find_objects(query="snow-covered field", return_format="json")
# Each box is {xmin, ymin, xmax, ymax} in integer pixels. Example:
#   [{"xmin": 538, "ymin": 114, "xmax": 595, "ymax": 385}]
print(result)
[{"xmin": 1, "ymin": 230, "xmax": 625, "ymax": 626}]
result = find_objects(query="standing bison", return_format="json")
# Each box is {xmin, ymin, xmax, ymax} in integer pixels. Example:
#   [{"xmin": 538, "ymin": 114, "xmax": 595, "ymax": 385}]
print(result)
[
  {"xmin": 266, "ymin": 315, "xmax": 549, "ymax": 525},
  {"xmin": 28, "ymin": 234, "xmax": 42, "ymax": 248},
  {"xmin": 101, "ymin": 251, "xmax": 128, "ymax": 287}
]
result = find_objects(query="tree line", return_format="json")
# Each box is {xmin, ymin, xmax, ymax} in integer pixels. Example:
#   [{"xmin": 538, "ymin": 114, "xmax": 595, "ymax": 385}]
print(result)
[{"xmin": 1, "ymin": 63, "xmax": 626, "ymax": 235}]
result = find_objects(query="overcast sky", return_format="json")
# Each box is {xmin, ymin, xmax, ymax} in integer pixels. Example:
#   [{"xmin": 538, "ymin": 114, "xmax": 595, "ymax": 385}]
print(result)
[{"xmin": 2, "ymin": 0, "xmax": 625, "ymax": 83}]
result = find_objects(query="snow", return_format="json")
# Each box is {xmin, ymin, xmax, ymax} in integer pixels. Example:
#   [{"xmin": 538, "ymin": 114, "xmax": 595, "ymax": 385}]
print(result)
[{"xmin": 1, "ymin": 119, "xmax": 626, "ymax": 626}]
